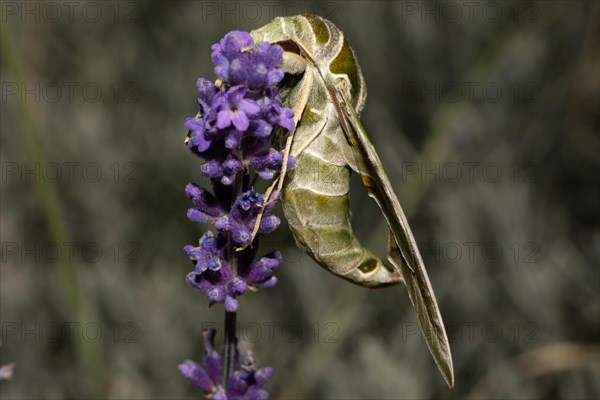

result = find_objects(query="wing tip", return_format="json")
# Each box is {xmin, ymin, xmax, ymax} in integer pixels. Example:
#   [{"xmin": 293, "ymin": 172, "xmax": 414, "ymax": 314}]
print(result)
[
  {"xmin": 433, "ymin": 345, "xmax": 455, "ymax": 388},
  {"xmin": 442, "ymin": 365, "xmax": 455, "ymax": 388}
]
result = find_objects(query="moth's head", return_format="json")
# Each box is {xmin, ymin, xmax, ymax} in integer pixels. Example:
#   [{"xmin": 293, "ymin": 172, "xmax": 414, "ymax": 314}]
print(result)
[
  {"xmin": 250, "ymin": 15, "xmax": 367, "ymax": 112},
  {"xmin": 249, "ymin": 16, "xmax": 303, "ymax": 50}
]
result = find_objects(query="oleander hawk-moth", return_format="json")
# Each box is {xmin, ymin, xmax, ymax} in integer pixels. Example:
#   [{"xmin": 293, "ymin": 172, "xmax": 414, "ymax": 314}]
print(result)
[{"xmin": 249, "ymin": 14, "xmax": 454, "ymax": 387}]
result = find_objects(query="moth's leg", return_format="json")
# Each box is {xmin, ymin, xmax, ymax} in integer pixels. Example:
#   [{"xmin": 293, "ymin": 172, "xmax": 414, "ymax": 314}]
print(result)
[
  {"xmin": 263, "ymin": 70, "xmax": 313, "ymax": 207},
  {"xmin": 261, "ymin": 51, "xmax": 310, "ymax": 209},
  {"xmin": 266, "ymin": 50, "xmax": 311, "ymax": 192},
  {"xmin": 237, "ymin": 54, "xmax": 310, "ymax": 251},
  {"xmin": 261, "ymin": 131, "xmax": 292, "ymax": 205}
]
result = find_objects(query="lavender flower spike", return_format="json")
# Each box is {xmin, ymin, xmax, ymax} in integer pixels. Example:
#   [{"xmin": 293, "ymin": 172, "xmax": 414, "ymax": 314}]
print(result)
[
  {"xmin": 178, "ymin": 330, "xmax": 272, "ymax": 399},
  {"xmin": 181, "ymin": 29, "xmax": 295, "ymax": 398}
]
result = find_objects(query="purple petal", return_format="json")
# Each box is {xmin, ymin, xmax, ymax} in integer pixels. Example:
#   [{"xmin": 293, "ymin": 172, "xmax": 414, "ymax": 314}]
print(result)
[
  {"xmin": 225, "ymin": 130, "xmax": 242, "ymax": 149},
  {"xmin": 250, "ymin": 120, "xmax": 273, "ymax": 138},
  {"xmin": 257, "ymin": 170, "xmax": 276, "ymax": 180},
  {"xmin": 187, "ymin": 208, "xmax": 213, "ymax": 223},
  {"xmin": 188, "ymin": 232, "xmax": 221, "ymax": 272},
  {"xmin": 222, "ymin": 157, "xmax": 243, "ymax": 178},
  {"xmin": 215, "ymin": 215, "xmax": 251, "ymax": 245},
  {"xmin": 254, "ymin": 366, "xmax": 273, "ymax": 388},
  {"xmin": 258, "ymin": 215, "xmax": 280, "ymax": 234},
  {"xmin": 203, "ymin": 329, "xmax": 224, "ymax": 383},
  {"xmin": 227, "ymin": 276, "xmax": 248, "ymax": 297},
  {"xmin": 227, "ymin": 85, "xmax": 247, "ymax": 100},
  {"xmin": 188, "ymin": 132, "xmax": 211, "ymax": 153},
  {"xmin": 185, "ymin": 183, "xmax": 204, "ymax": 200},
  {"xmin": 241, "ymin": 388, "xmax": 269, "ymax": 400},
  {"xmin": 266, "ymin": 44, "xmax": 283, "ymax": 67},
  {"xmin": 217, "ymin": 110, "xmax": 233, "ymax": 129},
  {"xmin": 201, "ymin": 161, "xmax": 223, "ymax": 179},
  {"xmin": 213, "ymin": 388, "xmax": 228, "ymax": 400},
  {"xmin": 254, "ymin": 41, "xmax": 270, "ymax": 56},
  {"xmin": 178, "ymin": 360, "xmax": 214, "ymax": 391},
  {"xmin": 224, "ymin": 295, "xmax": 239, "ymax": 312},
  {"xmin": 286, "ymin": 155, "xmax": 296, "ymax": 171},
  {"xmin": 231, "ymin": 111, "xmax": 249, "ymax": 131},
  {"xmin": 250, "ymin": 149, "xmax": 284, "ymax": 178},
  {"xmin": 231, "ymin": 189, "xmax": 263, "ymax": 222},
  {"xmin": 184, "ymin": 116, "xmax": 204, "ymax": 131},
  {"xmin": 267, "ymin": 69, "xmax": 284, "ymax": 86},
  {"xmin": 238, "ymin": 99, "xmax": 261, "ymax": 116},
  {"xmin": 245, "ymin": 252, "xmax": 281, "ymax": 283},
  {"xmin": 228, "ymin": 55, "xmax": 248, "ymax": 85},
  {"xmin": 186, "ymin": 184, "xmax": 224, "ymax": 217},
  {"xmin": 214, "ymin": 215, "xmax": 251, "ymax": 244},
  {"xmin": 220, "ymin": 31, "xmax": 254, "ymax": 55},
  {"xmin": 185, "ymin": 272, "xmax": 204, "ymax": 290},
  {"xmin": 211, "ymin": 52, "xmax": 230, "ymax": 81},
  {"xmin": 247, "ymin": 63, "xmax": 268, "ymax": 88},
  {"xmin": 197, "ymin": 78, "xmax": 218, "ymax": 104},
  {"xmin": 231, "ymin": 223, "xmax": 252, "ymax": 246},
  {"xmin": 226, "ymin": 370, "xmax": 249, "ymax": 396},
  {"xmin": 211, "ymin": 42, "xmax": 221, "ymax": 52},
  {"xmin": 244, "ymin": 266, "xmax": 272, "ymax": 285},
  {"xmin": 185, "ymin": 183, "xmax": 202, "ymax": 200},
  {"xmin": 277, "ymin": 107, "xmax": 295, "ymax": 131},
  {"xmin": 214, "ymin": 215, "xmax": 229, "ymax": 232},
  {"xmin": 207, "ymin": 286, "xmax": 227, "ymax": 303}
]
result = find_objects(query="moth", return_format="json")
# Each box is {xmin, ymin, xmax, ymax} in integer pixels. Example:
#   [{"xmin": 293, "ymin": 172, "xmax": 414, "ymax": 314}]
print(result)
[{"xmin": 247, "ymin": 14, "xmax": 454, "ymax": 387}]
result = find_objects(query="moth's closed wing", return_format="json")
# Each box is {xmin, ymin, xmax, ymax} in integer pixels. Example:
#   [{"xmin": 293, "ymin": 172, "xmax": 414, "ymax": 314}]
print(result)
[{"xmin": 251, "ymin": 14, "xmax": 454, "ymax": 387}]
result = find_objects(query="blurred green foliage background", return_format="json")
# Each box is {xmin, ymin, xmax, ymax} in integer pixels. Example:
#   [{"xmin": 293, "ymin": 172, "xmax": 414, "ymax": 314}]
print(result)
[{"xmin": 1, "ymin": 1, "xmax": 598, "ymax": 398}]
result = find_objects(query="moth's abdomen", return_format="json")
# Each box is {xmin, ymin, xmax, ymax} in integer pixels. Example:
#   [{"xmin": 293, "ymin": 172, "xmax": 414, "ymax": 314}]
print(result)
[{"xmin": 282, "ymin": 140, "xmax": 403, "ymax": 288}]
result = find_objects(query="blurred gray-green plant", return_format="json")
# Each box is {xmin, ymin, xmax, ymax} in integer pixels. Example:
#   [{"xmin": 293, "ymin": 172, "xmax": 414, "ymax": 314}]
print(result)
[{"xmin": 0, "ymin": 1, "xmax": 598, "ymax": 399}]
